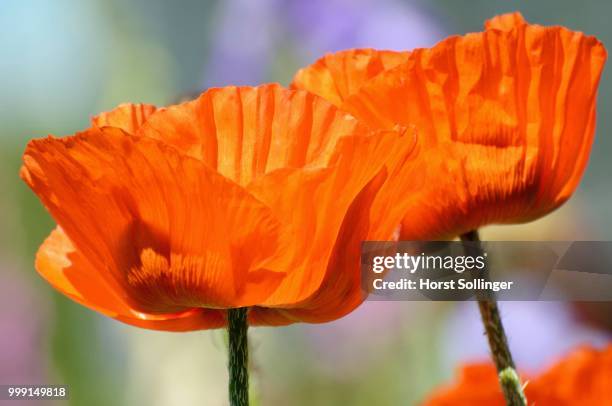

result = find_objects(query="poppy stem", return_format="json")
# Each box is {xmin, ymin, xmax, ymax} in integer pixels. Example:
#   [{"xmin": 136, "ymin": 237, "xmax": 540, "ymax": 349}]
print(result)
[
  {"xmin": 460, "ymin": 230, "xmax": 526, "ymax": 406},
  {"xmin": 227, "ymin": 307, "xmax": 249, "ymax": 406}
]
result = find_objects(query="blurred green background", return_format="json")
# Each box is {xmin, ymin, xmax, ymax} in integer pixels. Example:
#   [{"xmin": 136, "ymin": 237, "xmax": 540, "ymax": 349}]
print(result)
[{"xmin": 1, "ymin": 1, "xmax": 611, "ymax": 405}]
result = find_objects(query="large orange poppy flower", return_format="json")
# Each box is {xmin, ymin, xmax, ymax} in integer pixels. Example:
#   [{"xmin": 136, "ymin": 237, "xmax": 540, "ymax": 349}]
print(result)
[
  {"xmin": 21, "ymin": 84, "xmax": 418, "ymax": 331},
  {"xmin": 293, "ymin": 12, "xmax": 607, "ymax": 240},
  {"xmin": 422, "ymin": 345, "xmax": 612, "ymax": 405}
]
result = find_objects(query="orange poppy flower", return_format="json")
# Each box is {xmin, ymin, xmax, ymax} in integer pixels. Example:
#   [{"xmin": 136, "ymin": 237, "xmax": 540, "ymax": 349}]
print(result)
[
  {"xmin": 21, "ymin": 84, "xmax": 417, "ymax": 331},
  {"xmin": 293, "ymin": 12, "xmax": 607, "ymax": 240},
  {"xmin": 422, "ymin": 345, "xmax": 612, "ymax": 405}
]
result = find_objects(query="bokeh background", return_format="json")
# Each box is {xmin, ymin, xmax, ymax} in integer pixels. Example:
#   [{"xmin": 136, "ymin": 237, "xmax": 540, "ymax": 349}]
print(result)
[{"xmin": 1, "ymin": 0, "xmax": 611, "ymax": 405}]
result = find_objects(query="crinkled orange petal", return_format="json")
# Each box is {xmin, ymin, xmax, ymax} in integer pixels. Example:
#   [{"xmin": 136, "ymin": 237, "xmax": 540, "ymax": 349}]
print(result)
[
  {"xmin": 37, "ymin": 227, "xmax": 224, "ymax": 331},
  {"xmin": 337, "ymin": 17, "xmax": 606, "ymax": 239},
  {"xmin": 21, "ymin": 127, "xmax": 285, "ymax": 314},
  {"xmin": 248, "ymin": 128, "xmax": 417, "ymax": 324},
  {"xmin": 484, "ymin": 11, "xmax": 527, "ymax": 31},
  {"xmin": 527, "ymin": 346, "xmax": 612, "ymax": 405},
  {"xmin": 291, "ymin": 49, "xmax": 410, "ymax": 107},
  {"xmin": 423, "ymin": 346, "xmax": 612, "ymax": 405},
  {"xmin": 423, "ymin": 363, "xmax": 506, "ymax": 405},
  {"xmin": 91, "ymin": 103, "xmax": 158, "ymax": 135},
  {"xmin": 250, "ymin": 169, "xmax": 387, "ymax": 325},
  {"xmin": 136, "ymin": 83, "xmax": 369, "ymax": 186}
]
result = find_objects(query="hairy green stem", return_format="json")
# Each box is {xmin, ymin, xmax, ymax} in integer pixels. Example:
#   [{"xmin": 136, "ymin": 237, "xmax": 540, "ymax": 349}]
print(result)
[
  {"xmin": 227, "ymin": 308, "xmax": 249, "ymax": 406},
  {"xmin": 460, "ymin": 230, "xmax": 526, "ymax": 406}
]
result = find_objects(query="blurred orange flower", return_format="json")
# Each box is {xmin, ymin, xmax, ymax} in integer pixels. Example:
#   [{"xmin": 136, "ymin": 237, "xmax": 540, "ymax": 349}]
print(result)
[
  {"xmin": 293, "ymin": 12, "xmax": 607, "ymax": 240},
  {"xmin": 21, "ymin": 84, "xmax": 417, "ymax": 331},
  {"xmin": 422, "ymin": 345, "xmax": 612, "ymax": 405}
]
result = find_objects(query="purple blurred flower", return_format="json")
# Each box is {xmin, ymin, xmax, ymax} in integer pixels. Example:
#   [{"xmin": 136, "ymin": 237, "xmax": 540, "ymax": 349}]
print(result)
[
  {"xmin": 282, "ymin": 0, "xmax": 444, "ymax": 61},
  {"xmin": 441, "ymin": 301, "xmax": 612, "ymax": 372},
  {"xmin": 202, "ymin": 0, "xmax": 445, "ymax": 87},
  {"xmin": 0, "ymin": 264, "xmax": 50, "ymax": 384}
]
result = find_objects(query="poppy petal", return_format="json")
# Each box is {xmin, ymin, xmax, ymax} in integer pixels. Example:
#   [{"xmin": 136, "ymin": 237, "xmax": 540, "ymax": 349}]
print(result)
[
  {"xmin": 248, "ymin": 128, "xmax": 417, "ymax": 323},
  {"xmin": 21, "ymin": 127, "xmax": 285, "ymax": 313},
  {"xmin": 423, "ymin": 363, "xmax": 507, "ymax": 405},
  {"xmin": 137, "ymin": 84, "xmax": 370, "ymax": 185},
  {"xmin": 37, "ymin": 227, "xmax": 225, "ymax": 331},
  {"xmin": 291, "ymin": 49, "xmax": 410, "ymax": 107},
  {"xmin": 423, "ymin": 346, "xmax": 612, "ymax": 405},
  {"xmin": 253, "ymin": 170, "xmax": 387, "ymax": 324},
  {"xmin": 484, "ymin": 12, "xmax": 527, "ymax": 31},
  {"xmin": 92, "ymin": 103, "xmax": 158, "ymax": 135},
  {"xmin": 248, "ymin": 168, "xmax": 387, "ymax": 326}
]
